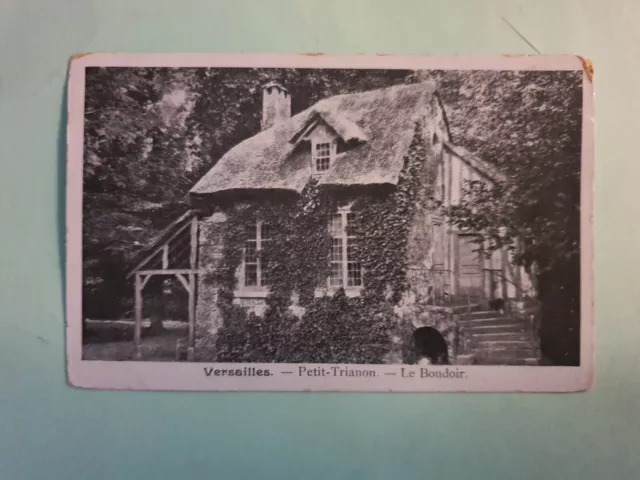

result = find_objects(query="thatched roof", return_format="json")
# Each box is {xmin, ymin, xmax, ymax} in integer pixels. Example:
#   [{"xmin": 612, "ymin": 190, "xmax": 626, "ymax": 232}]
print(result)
[
  {"xmin": 190, "ymin": 81, "xmax": 441, "ymax": 196},
  {"xmin": 289, "ymin": 111, "xmax": 368, "ymax": 145}
]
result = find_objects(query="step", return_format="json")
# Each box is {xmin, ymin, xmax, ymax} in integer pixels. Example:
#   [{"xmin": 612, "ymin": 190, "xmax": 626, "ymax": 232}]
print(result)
[
  {"xmin": 473, "ymin": 340, "xmax": 534, "ymax": 350},
  {"xmin": 462, "ymin": 324, "xmax": 528, "ymax": 335},
  {"xmin": 471, "ymin": 348, "xmax": 538, "ymax": 360},
  {"xmin": 468, "ymin": 331, "xmax": 530, "ymax": 342},
  {"xmin": 467, "ymin": 310, "xmax": 505, "ymax": 319},
  {"xmin": 459, "ymin": 317, "xmax": 528, "ymax": 328},
  {"xmin": 474, "ymin": 356, "xmax": 540, "ymax": 366}
]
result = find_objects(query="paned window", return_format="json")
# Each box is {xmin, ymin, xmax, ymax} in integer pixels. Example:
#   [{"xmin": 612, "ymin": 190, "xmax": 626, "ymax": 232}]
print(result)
[
  {"xmin": 244, "ymin": 219, "xmax": 271, "ymax": 288},
  {"xmin": 329, "ymin": 211, "xmax": 362, "ymax": 288}
]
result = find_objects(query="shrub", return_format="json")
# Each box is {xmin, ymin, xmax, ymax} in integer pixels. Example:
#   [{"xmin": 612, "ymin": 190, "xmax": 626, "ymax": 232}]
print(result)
[{"xmin": 213, "ymin": 289, "xmax": 397, "ymax": 364}]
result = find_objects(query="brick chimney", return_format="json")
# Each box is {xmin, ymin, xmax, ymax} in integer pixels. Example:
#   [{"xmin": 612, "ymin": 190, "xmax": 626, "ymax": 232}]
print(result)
[{"xmin": 261, "ymin": 82, "xmax": 291, "ymax": 129}]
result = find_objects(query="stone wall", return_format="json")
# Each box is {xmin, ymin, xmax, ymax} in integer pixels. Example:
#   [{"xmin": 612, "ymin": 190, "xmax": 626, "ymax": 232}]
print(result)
[
  {"xmin": 393, "ymin": 117, "xmax": 464, "ymax": 363},
  {"xmin": 194, "ymin": 210, "xmax": 227, "ymax": 354}
]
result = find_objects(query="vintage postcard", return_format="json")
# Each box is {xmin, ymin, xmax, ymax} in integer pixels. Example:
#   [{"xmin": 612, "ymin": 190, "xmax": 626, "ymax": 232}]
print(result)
[{"xmin": 66, "ymin": 53, "xmax": 594, "ymax": 392}]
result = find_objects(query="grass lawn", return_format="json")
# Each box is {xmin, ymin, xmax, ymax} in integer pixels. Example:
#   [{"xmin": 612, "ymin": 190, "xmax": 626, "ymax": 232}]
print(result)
[{"xmin": 83, "ymin": 319, "xmax": 189, "ymax": 361}]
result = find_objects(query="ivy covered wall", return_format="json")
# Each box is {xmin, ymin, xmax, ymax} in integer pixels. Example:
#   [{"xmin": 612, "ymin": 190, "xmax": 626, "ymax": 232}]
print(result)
[{"xmin": 194, "ymin": 121, "xmax": 455, "ymax": 364}]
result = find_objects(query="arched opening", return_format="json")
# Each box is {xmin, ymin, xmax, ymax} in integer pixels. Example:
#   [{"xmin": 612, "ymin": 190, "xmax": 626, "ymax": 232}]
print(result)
[{"xmin": 413, "ymin": 327, "xmax": 449, "ymax": 365}]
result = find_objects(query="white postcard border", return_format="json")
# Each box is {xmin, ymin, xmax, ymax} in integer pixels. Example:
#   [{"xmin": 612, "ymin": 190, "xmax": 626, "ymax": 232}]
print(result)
[{"xmin": 66, "ymin": 53, "xmax": 594, "ymax": 392}]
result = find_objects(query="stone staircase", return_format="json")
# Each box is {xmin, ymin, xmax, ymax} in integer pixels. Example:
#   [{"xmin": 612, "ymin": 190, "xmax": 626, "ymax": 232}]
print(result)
[{"xmin": 459, "ymin": 309, "xmax": 540, "ymax": 365}]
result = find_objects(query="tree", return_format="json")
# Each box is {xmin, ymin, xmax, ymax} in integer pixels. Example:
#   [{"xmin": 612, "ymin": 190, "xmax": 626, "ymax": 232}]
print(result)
[
  {"xmin": 409, "ymin": 69, "xmax": 582, "ymax": 365},
  {"xmin": 83, "ymin": 67, "xmax": 411, "ymax": 319},
  {"xmin": 83, "ymin": 68, "xmax": 199, "ymax": 320}
]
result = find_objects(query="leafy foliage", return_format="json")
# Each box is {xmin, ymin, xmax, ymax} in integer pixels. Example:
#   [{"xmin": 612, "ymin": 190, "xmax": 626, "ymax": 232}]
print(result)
[
  {"xmin": 350, "ymin": 124, "xmax": 434, "ymax": 303},
  {"xmin": 426, "ymin": 70, "xmax": 583, "ymax": 276},
  {"xmin": 212, "ymin": 130, "xmax": 429, "ymax": 363},
  {"xmin": 186, "ymin": 68, "xmax": 411, "ymax": 170},
  {"xmin": 83, "ymin": 67, "xmax": 410, "ymax": 319},
  {"xmin": 84, "ymin": 67, "xmax": 583, "ymax": 364},
  {"xmin": 83, "ymin": 68, "xmax": 199, "ymax": 318},
  {"xmin": 412, "ymin": 69, "xmax": 583, "ymax": 365},
  {"xmin": 291, "ymin": 290, "xmax": 398, "ymax": 364}
]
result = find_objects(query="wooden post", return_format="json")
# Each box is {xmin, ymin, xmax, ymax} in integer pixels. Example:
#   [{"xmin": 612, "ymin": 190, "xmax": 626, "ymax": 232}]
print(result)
[
  {"xmin": 162, "ymin": 245, "xmax": 169, "ymax": 269},
  {"xmin": 501, "ymin": 248, "xmax": 508, "ymax": 300},
  {"xmin": 134, "ymin": 273, "xmax": 143, "ymax": 360},
  {"xmin": 190, "ymin": 216, "xmax": 198, "ymax": 269},
  {"xmin": 514, "ymin": 240, "xmax": 523, "ymax": 301},
  {"xmin": 187, "ymin": 274, "xmax": 195, "ymax": 361},
  {"xmin": 487, "ymin": 248, "xmax": 496, "ymax": 299},
  {"xmin": 480, "ymin": 240, "xmax": 487, "ymax": 301},
  {"xmin": 452, "ymin": 233, "xmax": 459, "ymax": 297},
  {"xmin": 187, "ymin": 216, "xmax": 198, "ymax": 361}
]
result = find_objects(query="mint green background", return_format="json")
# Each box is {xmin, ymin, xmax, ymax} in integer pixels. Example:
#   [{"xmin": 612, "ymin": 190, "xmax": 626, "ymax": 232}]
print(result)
[{"xmin": 0, "ymin": 1, "xmax": 636, "ymax": 478}]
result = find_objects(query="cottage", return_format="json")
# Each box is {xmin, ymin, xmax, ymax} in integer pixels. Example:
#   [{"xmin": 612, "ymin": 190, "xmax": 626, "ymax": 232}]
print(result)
[{"xmin": 128, "ymin": 81, "xmax": 539, "ymax": 365}]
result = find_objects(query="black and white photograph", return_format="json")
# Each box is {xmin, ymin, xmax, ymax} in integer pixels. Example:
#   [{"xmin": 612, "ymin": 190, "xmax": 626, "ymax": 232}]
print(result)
[{"xmin": 66, "ymin": 53, "xmax": 593, "ymax": 391}]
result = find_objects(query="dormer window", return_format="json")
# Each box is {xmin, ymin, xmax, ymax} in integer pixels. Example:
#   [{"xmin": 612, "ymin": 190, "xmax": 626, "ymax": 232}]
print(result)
[{"xmin": 312, "ymin": 139, "xmax": 335, "ymax": 173}]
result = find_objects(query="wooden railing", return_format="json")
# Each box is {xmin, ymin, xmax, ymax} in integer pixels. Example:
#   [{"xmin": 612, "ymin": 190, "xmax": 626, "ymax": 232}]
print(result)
[
  {"xmin": 405, "ymin": 267, "xmax": 474, "ymax": 310},
  {"xmin": 483, "ymin": 267, "xmax": 541, "ymax": 354}
]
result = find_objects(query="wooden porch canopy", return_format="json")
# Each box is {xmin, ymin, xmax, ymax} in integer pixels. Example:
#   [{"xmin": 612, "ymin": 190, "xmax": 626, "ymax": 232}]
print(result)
[{"xmin": 126, "ymin": 210, "xmax": 199, "ymax": 361}]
